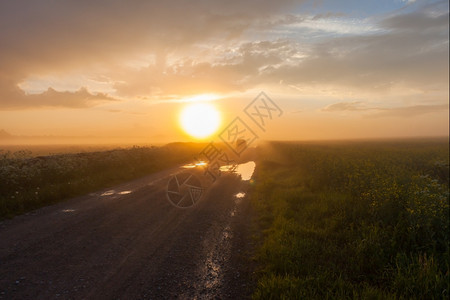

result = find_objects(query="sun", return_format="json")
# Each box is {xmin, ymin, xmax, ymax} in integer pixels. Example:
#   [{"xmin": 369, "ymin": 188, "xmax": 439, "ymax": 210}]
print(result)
[{"xmin": 180, "ymin": 103, "xmax": 221, "ymax": 139}]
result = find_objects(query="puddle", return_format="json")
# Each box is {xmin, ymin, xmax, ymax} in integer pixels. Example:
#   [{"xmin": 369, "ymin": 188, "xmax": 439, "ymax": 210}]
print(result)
[
  {"xmin": 221, "ymin": 161, "xmax": 255, "ymax": 181},
  {"xmin": 181, "ymin": 160, "xmax": 255, "ymax": 181},
  {"xmin": 235, "ymin": 192, "xmax": 246, "ymax": 198},
  {"xmin": 101, "ymin": 190, "xmax": 115, "ymax": 196},
  {"xmin": 181, "ymin": 161, "xmax": 207, "ymax": 169},
  {"xmin": 118, "ymin": 190, "xmax": 132, "ymax": 195},
  {"xmin": 235, "ymin": 161, "xmax": 255, "ymax": 180},
  {"xmin": 100, "ymin": 190, "xmax": 133, "ymax": 197},
  {"xmin": 230, "ymin": 193, "xmax": 246, "ymax": 216},
  {"xmin": 202, "ymin": 226, "xmax": 233, "ymax": 291},
  {"xmin": 219, "ymin": 164, "xmax": 235, "ymax": 172}
]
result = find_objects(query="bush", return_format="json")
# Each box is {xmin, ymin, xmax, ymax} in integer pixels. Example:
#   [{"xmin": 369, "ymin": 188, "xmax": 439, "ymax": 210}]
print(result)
[{"xmin": 0, "ymin": 143, "xmax": 204, "ymax": 219}]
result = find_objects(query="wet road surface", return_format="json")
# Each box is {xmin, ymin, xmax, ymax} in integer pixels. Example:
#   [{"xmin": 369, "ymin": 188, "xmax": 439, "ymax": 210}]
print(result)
[{"xmin": 0, "ymin": 163, "xmax": 256, "ymax": 299}]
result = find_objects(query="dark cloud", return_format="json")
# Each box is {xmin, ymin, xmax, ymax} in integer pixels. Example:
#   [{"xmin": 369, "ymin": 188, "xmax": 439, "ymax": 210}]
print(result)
[
  {"xmin": 228, "ymin": 3, "xmax": 448, "ymax": 94},
  {"xmin": 116, "ymin": 3, "xmax": 448, "ymax": 98},
  {"xmin": 381, "ymin": 11, "xmax": 448, "ymax": 31},
  {"xmin": 381, "ymin": 0, "xmax": 449, "ymax": 32},
  {"xmin": 113, "ymin": 40, "xmax": 295, "ymax": 97},
  {"xmin": 0, "ymin": 0, "xmax": 448, "ymax": 109},
  {"xmin": 0, "ymin": 86, "xmax": 117, "ymax": 109},
  {"xmin": 0, "ymin": 0, "xmax": 300, "ymax": 74},
  {"xmin": 0, "ymin": 0, "xmax": 302, "ymax": 108},
  {"xmin": 258, "ymin": 12, "xmax": 448, "ymax": 92}
]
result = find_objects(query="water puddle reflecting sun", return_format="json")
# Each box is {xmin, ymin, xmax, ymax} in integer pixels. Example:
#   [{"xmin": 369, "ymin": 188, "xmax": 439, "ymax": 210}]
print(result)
[
  {"xmin": 181, "ymin": 160, "xmax": 255, "ymax": 180},
  {"xmin": 100, "ymin": 190, "xmax": 133, "ymax": 197},
  {"xmin": 118, "ymin": 191, "xmax": 132, "ymax": 195},
  {"xmin": 181, "ymin": 161, "xmax": 207, "ymax": 169},
  {"xmin": 221, "ymin": 161, "xmax": 255, "ymax": 181},
  {"xmin": 101, "ymin": 190, "xmax": 115, "ymax": 196}
]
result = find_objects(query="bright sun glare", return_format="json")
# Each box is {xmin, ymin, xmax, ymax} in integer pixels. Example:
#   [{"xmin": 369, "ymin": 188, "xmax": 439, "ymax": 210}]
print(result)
[{"xmin": 180, "ymin": 103, "xmax": 221, "ymax": 139}]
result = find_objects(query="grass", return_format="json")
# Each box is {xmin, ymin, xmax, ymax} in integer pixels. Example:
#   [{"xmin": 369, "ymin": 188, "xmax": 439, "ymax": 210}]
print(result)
[
  {"xmin": 0, "ymin": 143, "xmax": 204, "ymax": 219},
  {"xmin": 251, "ymin": 139, "xmax": 449, "ymax": 299}
]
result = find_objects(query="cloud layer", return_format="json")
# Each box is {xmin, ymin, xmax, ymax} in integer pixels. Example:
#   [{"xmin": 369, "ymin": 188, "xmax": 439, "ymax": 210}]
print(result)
[{"xmin": 0, "ymin": 0, "xmax": 448, "ymax": 114}]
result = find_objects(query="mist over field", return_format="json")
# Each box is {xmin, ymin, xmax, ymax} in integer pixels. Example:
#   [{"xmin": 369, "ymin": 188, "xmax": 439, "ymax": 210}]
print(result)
[{"xmin": 0, "ymin": 0, "xmax": 448, "ymax": 299}]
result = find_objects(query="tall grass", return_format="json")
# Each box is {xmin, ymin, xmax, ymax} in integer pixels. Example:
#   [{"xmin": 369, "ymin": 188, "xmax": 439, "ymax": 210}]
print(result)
[
  {"xmin": 252, "ymin": 140, "xmax": 449, "ymax": 299},
  {"xmin": 0, "ymin": 143, "xmax": 204, "ymax": 219}
]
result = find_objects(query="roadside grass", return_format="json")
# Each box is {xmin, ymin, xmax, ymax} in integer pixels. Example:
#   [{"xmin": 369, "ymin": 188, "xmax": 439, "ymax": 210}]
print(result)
[
  {"xmin": 0, "ymin": 143, "xmax": 204, "ymax": 219},
  {"xmin": 251, "ymin": 140, "xmax": 449, "ymax": 299}
]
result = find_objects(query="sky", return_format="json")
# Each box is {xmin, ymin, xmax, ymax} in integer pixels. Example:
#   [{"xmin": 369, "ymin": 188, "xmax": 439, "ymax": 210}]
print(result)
[{"xmin": 0, "ymin": 0, "xmax": 448, "ymax": 144}]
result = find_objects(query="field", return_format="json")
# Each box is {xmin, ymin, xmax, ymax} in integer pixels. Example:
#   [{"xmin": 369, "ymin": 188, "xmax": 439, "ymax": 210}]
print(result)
[
  {"xmin": 1, "ymin": 139, "xmax": 448, "ymax": 298},
  {"xmin": 251, "ymin": 139, "xmax": 449, "ymax": 299},
  {"xmin": 0, "ymin": 143, "xmax": 204, "ymax": 219}
]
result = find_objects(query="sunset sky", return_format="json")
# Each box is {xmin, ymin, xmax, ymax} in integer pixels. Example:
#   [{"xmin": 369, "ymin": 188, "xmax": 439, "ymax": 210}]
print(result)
[{"xmin": 0, "ymin": 0, "xmax": 448, "ymax": 144}]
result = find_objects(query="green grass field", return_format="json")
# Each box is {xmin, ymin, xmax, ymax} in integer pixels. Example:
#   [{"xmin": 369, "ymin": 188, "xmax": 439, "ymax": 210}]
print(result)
[
  {"xmin": 0, "ymin": 143, "xmax": 204, "ymax": 219},
  {"xmin": 251, "ymin": 139, "xmax": 449, "ymax": 299}
]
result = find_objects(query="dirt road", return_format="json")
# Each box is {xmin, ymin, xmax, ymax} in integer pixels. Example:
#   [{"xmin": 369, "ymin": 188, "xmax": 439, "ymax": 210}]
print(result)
[{"xmin": 0, "ymin": 164, "xmax": 256, "ymax": 299}]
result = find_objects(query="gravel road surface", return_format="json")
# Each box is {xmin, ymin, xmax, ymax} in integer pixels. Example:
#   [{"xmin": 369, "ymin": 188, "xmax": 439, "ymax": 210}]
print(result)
[{"xmin": 0, "ymin": 164, "xmax": 256, "ymax": 299}]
